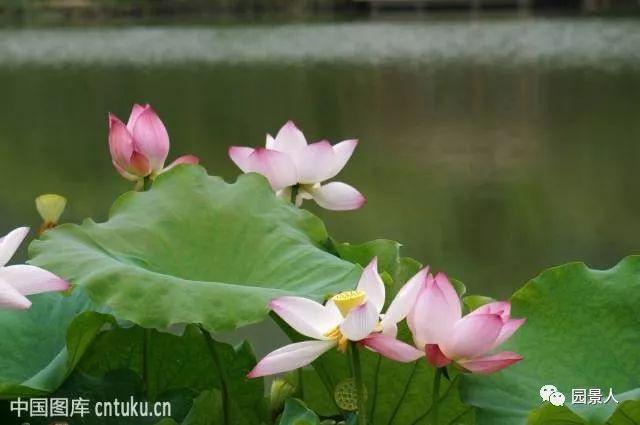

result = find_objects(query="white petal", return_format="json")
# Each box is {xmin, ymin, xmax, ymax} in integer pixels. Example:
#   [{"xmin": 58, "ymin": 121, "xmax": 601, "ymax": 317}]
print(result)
[
  {"xmin": 272, "ymin": 121, "xmax": 308, "ymax": 155},
  {"xmin": 0, "ymin": 278, "xmax": 31, "ymax": 310},
  {"xmin": 265, "ymin": 134, "xmax": 276, "ymax": 149},
  {"xmin": 324, "ymin": 298, "xmax": 343, "ymax": 321},
  {"xmin": 228, "ymin": 146, "xmax": 256, "ymax": 173},
  {"xmin": 270, "ymin": 296, "xmax": 342, "ymax": 340},
  {"xmin": 293, "ymin": 141, "xmax": 336, "ymax": 184},
  {"xmin": 356, "ymin": 258, "xmax": 385, "ymax": 314},
  {"xmin": 307, "ymin": 182, "xmax": 366, "ymax": 211},
  {"xmin": 241, "ymin": 148, "xmax": 298, "ymax": 191},
  {"xmin": 295, "ymin": 188, "xmax": 313, "ymax": 207},
  {"xmin": 381, "ymin": 319, "xmax": 398, "ymax": 338},
  {"xmin": 383, "ymin": 266, "xmax": 428, "ymax": 326},
  {"xmin": 0, "ymin": 265, "xmax": 69, "ymax": 295},
  {"xmin": 339, "ymin": 301, "xmax": 378, "ymax": 341},
  {"xmin": 0, "ymin": 227, "xmax": 30, "ymax": 267},
  {"xmin": 330, "ymin": 139, "xmax": 358, "ymax": 178},
  {"xmin": 247, "ymin": 340, "xmax": 335, "ymax": 378}
]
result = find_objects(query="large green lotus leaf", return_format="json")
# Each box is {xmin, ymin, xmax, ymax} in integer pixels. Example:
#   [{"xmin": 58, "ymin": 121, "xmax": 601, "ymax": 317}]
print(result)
[
  {"xmin": 77, "ymin": 324, "xmax": 267, "ymax": 424},
  {"xmin": 0, "ymin": 289, "xmax": 110, "ymax": 398},
  {"xmin": 460, "ymin": 256, "xmax": 640, "ymax": 425},
  {"xmin": 29, "ymin": 166, "xmax": 361, "ymax": 332},
  {"xmin": 1, "ymin": 369, "xmax": 196, "ymax": 425},
  {"xmin": 527, "ymin": 390, "xmax": 640, "ymax": 425}
]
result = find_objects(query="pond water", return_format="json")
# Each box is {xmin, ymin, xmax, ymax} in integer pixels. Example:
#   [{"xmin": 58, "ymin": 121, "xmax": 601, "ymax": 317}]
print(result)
[{"xmin": 1, "ymin": 16, "xmax": 640, "ymax": 301}]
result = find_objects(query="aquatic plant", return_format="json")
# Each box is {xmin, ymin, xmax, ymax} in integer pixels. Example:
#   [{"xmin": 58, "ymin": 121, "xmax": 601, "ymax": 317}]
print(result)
[{"xmin": 0, "ymin": 104, "xmax": 637, "ymax": 425}]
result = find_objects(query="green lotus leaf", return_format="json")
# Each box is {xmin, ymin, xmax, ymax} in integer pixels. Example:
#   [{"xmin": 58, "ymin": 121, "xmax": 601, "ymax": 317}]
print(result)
[
  {"xmin": 278, "ymin": 398, "xmax": 321, "ymax": 425},
  {"xmin": 29, "ymin": 166, "xmax": 361, "ymax": 333},
  {"xmin": 0, "ymin": 289, "xmax": 110, "ymax": 398},
  {"xmin": 460, "ymin": 256, "xmax": 640, "ymax": 424},
  {"xmin": 76, "ymin": 323, "xmax": 266, "ymax": 425},
  {"xmin": 158, "ymin": 388, "xmax": 257, "ymax": 425}
]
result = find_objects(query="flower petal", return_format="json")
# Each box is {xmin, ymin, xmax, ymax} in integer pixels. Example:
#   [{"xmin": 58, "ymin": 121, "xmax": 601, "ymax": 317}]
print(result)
[
  {"xmin": 307, "ymin": 182, "xmax": 366, "ymax": 211},
  {"xmin": 130, "ymin": 106, "xmax": 170, "ymax": 171},
  {"xmin": 162, "ymin": 155, "xmax": 200, "ymax": 173},
  {"xmin": 108, "ymin": 113, "xmax": 135, "ymax": 170},
  {"xmin": 491, "ymin": 318, "xmax": 526, "ymax": 350},
  {"xmin": 361, "ymin": 333, "xmax": 424, "ymax": 362},
  {"xmin": 381, "ymin": 320, "xmax": 398, "ymax": 338},
  {"xmin": 339, "ymin": 301, "xmax": 378, "ymax": 341},
  {"xmin": 324, "ymin": 298, "xmax": 343, "ymax": 319},
  {"xmin": 408, "ymin": 273, "xmax": 460, "ymax": 350},
  {"xmin": 0, "ymin": 227, "xmax": 29, "ymax": 267},
  {"xmin": 228, "ymin": 146, "xmax": 256, "ymax": 172},
  {"xmin": 112, "ymin": 161, "xmax": 140, "ymax": 181},
  {"xmin": 426, "ymin": 344, "xmax": 452, "ymax": 368},
  {"xmin": 245, "ymin": 148, "xmax": 298, "ymax": 191},
  {"xmin": 293, "ymin": 141, "xmax": 336, "ymax": 184},
  {"xmin": 265, "ymin": 134, "xmax": 276, "ymax": 150},
  {"xmin": 469, "ymin": 301, "xmax": 511, "ymax": 320},
  {"xmin": 0, "ymin": 265, "xmax": 69, "ymax": 295},
  {"xmin": 126, "ymin": 103, "xmax": 148, "ymax": 131},
  {"xmin": 433, "ymin": 273, "xmax": 462, "ymax": 320},
  {"xmin": 272, "ymin": 121, "xmax": 308, "ymax": 155},
  {"xmin": 457, "ymin": 351, "xmax": 523, "ymax": 374},
  {"xmin": 330, "ymin": 139, "xmax": 358, "ymax": 178},
  {"xmin": 383, "ymin": 266, "xmax": 428, "ymax": 326},
  {"xmin": 356, "ymin": 258, "xmax": 385, "ymax": 314},
  {"xmin": 129, "ymin": 151, "xmax": 152, "ymax": 177},
  {"xmin": 444, "ymin": 313, "xmax": 503, "ymax": 360},
  {"xmin": 247, "ymin": 340, "xmax": 335, "ymax": 378},
  {"xmin": 0, "ymin": 278, "xmax": 31, "ymax": 310},
  {"xmin": 270, "ymin": 296, "xmax": 341, "ymax": 340}
]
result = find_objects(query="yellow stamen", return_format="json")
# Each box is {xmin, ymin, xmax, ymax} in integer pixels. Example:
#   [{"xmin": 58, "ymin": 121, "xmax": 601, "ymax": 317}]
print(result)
[
  {"xmin": 332, "ymin": 290, "xmax": 366, "ymax": 317},
  {"xmin": 324, "ymin": 326, "xmax": 350, "ymax": 353}
]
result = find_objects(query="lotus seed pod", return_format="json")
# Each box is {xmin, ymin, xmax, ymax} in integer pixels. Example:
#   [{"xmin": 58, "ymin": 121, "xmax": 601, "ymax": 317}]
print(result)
[
  {"xmin": 334, "ymin": 378, "xmax": 366, "ymax": 411},
  {"xmin": 35, "ymin": 194, "xmax": 67, "ymax": 231}
]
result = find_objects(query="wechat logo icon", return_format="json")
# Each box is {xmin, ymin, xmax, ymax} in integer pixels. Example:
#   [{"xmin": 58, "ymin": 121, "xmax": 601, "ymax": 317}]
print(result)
[{"xmin": 540, "ymin": 384, "xmax": 565, "ymax": 406}]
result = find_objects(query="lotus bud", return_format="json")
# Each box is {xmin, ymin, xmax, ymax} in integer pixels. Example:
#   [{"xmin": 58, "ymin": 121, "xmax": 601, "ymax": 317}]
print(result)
[{"xmin": 269, "ymin": 375, "xmax": 297, "ymax": 413}]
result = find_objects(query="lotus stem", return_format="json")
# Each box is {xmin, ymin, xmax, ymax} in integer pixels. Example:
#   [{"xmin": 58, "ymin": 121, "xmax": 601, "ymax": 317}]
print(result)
[
  {"xmin": 290, "ymin": 184, "xmax": 299, "ymax": 205},
  {"xmin": 142, "ymin": 328, "xmax": 151, "ymax": 397},
  {"xmin": 350, "ymin": 343, "xmax": 367, "ymax": 425},
  {"xmin": 199, "ymin": 324, "xmax": 230, "ymax": 425},
  {"xmin": 432, "ymin": 367, "xmax": 443, "ymax": 425}
]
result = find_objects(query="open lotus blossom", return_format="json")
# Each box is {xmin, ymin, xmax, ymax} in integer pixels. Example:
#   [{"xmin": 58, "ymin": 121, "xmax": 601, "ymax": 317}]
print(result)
[
  {"xmin": 0, "ymin": 227, "xmax": 69, "ymax": 310},
  {"xmin": 108, "ymin": 104, "xmax": 199, "ymax": 182},
  {"xmin": 247, "ymin": 258, "xmax": 423, "ymax": 378},
  {"xmin": 229, "ymin": 121, "xmax": 365, "ymax": 211},
  {"xmin": 407, "ymin": 272, "xmax": 525, "ymax": 374}
]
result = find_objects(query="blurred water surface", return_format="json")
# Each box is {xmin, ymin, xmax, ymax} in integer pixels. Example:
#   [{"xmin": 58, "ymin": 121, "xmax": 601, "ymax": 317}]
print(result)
[{"xmin": 1, "ymin": 16, "xmax": 639, "ymax": 301}]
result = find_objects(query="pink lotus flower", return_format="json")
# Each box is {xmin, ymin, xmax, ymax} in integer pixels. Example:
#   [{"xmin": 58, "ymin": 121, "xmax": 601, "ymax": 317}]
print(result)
[
  {"xmin": 108, "ymin": 104, "xmax": 199, "ymax": 182},
  {"xmin": 407, "ymin": 272, "xmax": 525, "ymax": 374},
  {"xmin": 248, "ymin": 258, "xmax": 422, "ymax": 378},
  {"xmin": 229, "ymin": 121, "xmax": 365, "ymax": 211},
  {"xmin": 0, "ymin": 227, "xmax": 69, "ymax": 310}
]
